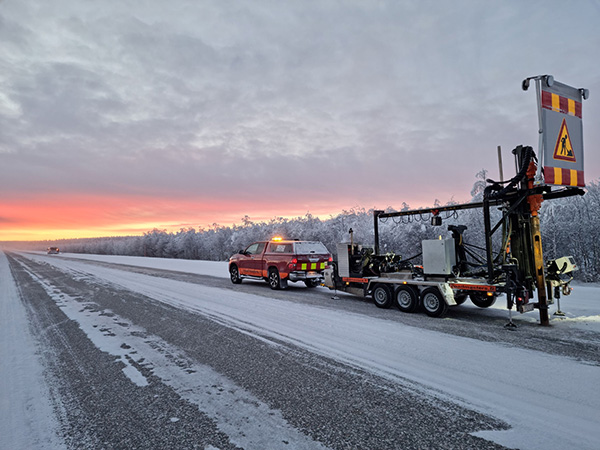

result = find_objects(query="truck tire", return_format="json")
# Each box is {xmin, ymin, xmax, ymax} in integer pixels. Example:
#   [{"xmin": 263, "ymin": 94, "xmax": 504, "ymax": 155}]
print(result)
[
  {"xmin": 395, "ymin": 286, "xmax": 419, "ymax": 313},
  {"xmin": 372, "ymin": 284, "xmax": 393, "ymax": 309},
  {"xmin": 470, "ymin": 293, "xmax": 496, "ymax": 308},
  {"xmin": 304, "ymin": 279, "xmax": 319, "ymax": 288},
  {"xmin": 268, "ymin": 268, "xmax": 287, "ymax": 290},
  {"xmin": 229, "ymin": 265, "xmax": 242, "ymax": 284},
  {"xmin": 421, "ymin": 287, "xmax": 448, "ymax": 317}
]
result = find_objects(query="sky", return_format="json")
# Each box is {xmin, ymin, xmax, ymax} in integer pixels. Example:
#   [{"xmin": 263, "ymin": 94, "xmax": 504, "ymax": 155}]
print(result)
[{"xmin": 1, "ymin": 0, "xmax": 599, "ymax": 241}]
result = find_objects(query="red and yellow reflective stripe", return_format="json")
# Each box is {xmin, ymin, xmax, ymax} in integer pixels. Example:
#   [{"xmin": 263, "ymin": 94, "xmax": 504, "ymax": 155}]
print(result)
[
  {"xmin": 342, "ymin": 277, "xmax": 369, "ymax": 284},
  {"xmin": 541, "ymin": 90, "xmax": 582, "ymax": 118},
  {"xmin": 299, "ymin": 262, "xmax": 326, "ymax": 270},
  {"xmin": 544, "ymin": 166, "xmax": 584, "ymax": 187},
  {"xmin": 449, "ymin": 283, "xmax": 497, "ymax": 292}
]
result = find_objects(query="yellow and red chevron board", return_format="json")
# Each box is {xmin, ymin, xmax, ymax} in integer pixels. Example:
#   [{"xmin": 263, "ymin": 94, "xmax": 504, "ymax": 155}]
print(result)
[
  {"xmin": 539, "ymin": 79, "xmax": 585, "ymax": 188},
  {"xmin": 543, "ymin": 167, "xmax": 584, "ymax": 187},
  {"xmin": 541, "ymin": 91, "xmax": 582, "ymax": 118}
]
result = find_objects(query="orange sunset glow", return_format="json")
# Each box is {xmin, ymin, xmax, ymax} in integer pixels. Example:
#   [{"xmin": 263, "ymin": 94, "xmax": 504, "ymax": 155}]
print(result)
[{"xmin": 0, "ymin": 193, "xmax": 362, "ymax": 242}]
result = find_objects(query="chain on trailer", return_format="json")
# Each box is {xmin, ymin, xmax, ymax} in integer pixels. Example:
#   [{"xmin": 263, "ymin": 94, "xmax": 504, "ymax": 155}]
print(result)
[{"xmin": 323, "ymin": 75, "xmax": 588, "ymax": 327}]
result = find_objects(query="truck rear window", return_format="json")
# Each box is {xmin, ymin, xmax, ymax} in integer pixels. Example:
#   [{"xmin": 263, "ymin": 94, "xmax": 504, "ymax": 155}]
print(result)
[
  {"xmin": 268, "ymin": 243, "xmax": 293, "ymax": 253},
  {"xmin": 294, "ymin": 242, "xmax": 329, "ymax": 254}
]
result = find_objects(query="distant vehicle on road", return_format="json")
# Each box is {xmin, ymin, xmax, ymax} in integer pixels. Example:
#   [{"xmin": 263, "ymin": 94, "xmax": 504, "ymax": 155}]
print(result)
[
  {"xmin": 47, "ymin": 247, "xmax": 60, "ymax": 254},
  {"xmin": 229, "ymin": 238, "xmax": 332, "ymax": 289}
]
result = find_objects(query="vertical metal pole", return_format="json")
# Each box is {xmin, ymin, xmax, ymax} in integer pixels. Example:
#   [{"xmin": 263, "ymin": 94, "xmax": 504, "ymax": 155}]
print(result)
[
  {"xmin": 498, "ymin": 145, "xmax": 508, "ymax": 265},
  {"xmin": 497, "ymin": 145, "xmax": 504, "ymax": 182},
  {"xmin": 373, "ymin": 210, "xmax": 382, "ymax": 255},
  {"xmin": 531, "ymin": 215, "xmax": 550, "ymax": 325},
  {"xmin": 483, "ymin": 197, "xmax": 494, "ymax": 283},
  {"xmin": 534, "ymin": 79, "xmax": 545, "ymax": 181}
]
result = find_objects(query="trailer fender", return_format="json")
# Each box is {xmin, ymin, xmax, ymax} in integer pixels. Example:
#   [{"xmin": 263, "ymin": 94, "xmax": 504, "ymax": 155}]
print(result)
[
  {"xmin": 323, "ymin": 266, "xmax": 337, "ymax": 289},
  {"xmin": 437, "ymin": 283, "xmax": 457, "ymax": 306}
]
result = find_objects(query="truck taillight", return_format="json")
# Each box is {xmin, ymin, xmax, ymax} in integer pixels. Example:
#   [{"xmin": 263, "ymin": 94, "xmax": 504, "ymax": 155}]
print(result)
[{"xmin": 289, "ymin": 258, "xmax": 298, "ymax": 270}]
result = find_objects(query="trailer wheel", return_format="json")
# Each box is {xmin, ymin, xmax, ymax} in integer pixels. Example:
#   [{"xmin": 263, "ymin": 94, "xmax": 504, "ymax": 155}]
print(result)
[
  {"xmin": 372, "ymin": 284, "xmax": 393, "ymax": 309},
  {"xmin": 470, "ymin": 293, "xmax": 496, "ymax": 308},
  {"xmin": 421, "ymin": 287, "xmax": 448, "ymax": 317},
  {"xmin": 395, "ymin": 286, "xmax": 419, "ymax": 313},
  {"xmin": 229, "ymin": 264, "xmax": 242, "ymax": 284},
  {"xmin": 454, "ymin": 294, "xmax": 468, "ymax": 305},
  {"xmin": 268, "ymin": 268, "xmax": 287, "ymax": 290}
]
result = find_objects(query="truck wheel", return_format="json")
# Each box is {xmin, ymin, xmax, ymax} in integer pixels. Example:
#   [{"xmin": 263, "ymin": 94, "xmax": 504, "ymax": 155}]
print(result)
[
  {"xmin": 421, "ymin": 287, "xmax": 448, "ymax": 317},
  {"xmin": 470, "ymin": 293, "xmax": 496, "ymax": 308},
  {"xmin": 395, "ymin": 286, "xmax": 419, "ymax": 313},
  {"xmin": 372, "ymin": 284, "xmax": 393, "ymax": 309},
  {"xmin": 268, "ymin": 268, "xmax": 287, "ymax": 290},
  {"xmin": 304, "ymin": 279, "xmax": 319, "ymax": 288},
  {"xmin": 229, "ymin": 265, "xmax": 242, "ymax": 284}
]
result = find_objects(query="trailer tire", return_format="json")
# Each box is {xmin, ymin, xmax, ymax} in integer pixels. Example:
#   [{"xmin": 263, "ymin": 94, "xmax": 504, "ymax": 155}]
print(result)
[
  {"xmin": 470, "ymin": 293, "xmax": 496, "ymax": 308},
  {"xmin": 454, "ymin": 294, "xmax": 468, "ymax": 305},
  {"xmin": 229, "ymin": 265, "xmax": 243, "ymax": 284},
  {"xmin": 372, "ymin": 284, "xmax": 393, "ymax": 309},
  {"xmin": 421, "ymin": 287, "xmax": 448, "ymax": 317},
  {"xmin": 395, "ymin": 286, "xmax": 419, "ymax": 313}
]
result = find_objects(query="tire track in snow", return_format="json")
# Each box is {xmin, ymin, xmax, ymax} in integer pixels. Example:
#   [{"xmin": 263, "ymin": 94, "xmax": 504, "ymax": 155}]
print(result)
[
  {"xmin": 23, "ymin": 252, "xmax": 600, "ymax": 450},
  {"xmin": 13, "ymin": 255, "xmax": 327, "ymax": 450}
]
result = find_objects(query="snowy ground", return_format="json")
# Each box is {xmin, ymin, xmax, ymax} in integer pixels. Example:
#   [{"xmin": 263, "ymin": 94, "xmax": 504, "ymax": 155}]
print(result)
[
  {"xmin": 38, "ymin": 251, "xmax": 600, "ymax": 332},
  {"xmin": 0, "ymin": 252, "xmax": 66, "ymax": 450},
  {"xmin": 2, "ymin": 251, "xmax": 600, "ymax": 449}
]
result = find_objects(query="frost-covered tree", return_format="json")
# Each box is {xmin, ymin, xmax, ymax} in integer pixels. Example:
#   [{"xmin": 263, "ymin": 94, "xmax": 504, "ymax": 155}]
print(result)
[{"xmin": 35, "ymin": 175, "xmax": 599, "ymax": 282}]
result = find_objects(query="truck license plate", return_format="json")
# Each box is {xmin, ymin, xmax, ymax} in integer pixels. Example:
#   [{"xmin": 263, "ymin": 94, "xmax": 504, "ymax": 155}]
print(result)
[{"xmin": 520, "ymin": 303, "xmax": 535, "ymax": 313}]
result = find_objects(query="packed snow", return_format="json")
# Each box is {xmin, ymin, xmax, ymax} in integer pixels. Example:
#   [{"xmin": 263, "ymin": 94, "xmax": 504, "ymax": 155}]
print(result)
[
  {"xmin": 3, "ymin": 251, "xmax": 600, "ymax": 450},
  {"xmin": 0, "ymin": 252, "xmax": 66, "ymax": 449}
]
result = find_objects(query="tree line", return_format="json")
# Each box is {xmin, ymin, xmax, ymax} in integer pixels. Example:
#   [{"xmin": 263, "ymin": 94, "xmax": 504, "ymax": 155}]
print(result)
[{"xmin": 10, "ymin": 177, "xmax": 600, "ymax": 282}]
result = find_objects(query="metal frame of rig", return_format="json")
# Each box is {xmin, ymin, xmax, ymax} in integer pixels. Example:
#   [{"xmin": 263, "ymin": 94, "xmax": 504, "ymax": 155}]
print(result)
[
  {"xmin": 324, "ymin": 74, "xmax": 590, "ymax": 327},
  {"xmin": 324, "ymin": 145, "xmax": 583, "ymax": 326}
]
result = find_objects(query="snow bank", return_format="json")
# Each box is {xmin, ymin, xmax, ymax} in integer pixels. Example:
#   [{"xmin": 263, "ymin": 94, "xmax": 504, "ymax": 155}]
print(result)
[
  {"xmin": 0, "ymin": 252, "xmax": 65, "ymax": 449},
  {"xmin": 29, "ymin": 251, "xmax": 229, "ymax": 279}
]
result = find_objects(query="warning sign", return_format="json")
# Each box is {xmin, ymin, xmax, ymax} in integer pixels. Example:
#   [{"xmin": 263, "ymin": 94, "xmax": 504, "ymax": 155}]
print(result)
[
  {"xmin": 537, "ymin": 77, "xmax": 586, "ymax": 187},
  {"xmin": 553, "ymin": 119, "xmax": 576, "ymax": 162}
]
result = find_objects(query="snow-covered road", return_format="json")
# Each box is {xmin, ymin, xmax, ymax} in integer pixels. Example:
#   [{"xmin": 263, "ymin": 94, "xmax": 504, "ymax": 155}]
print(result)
[
  {"xmin": 0, "ymin": 252, "xmax": 65, "ymax": 450},
  {"xmin": 4, "ymin": 251, "xmax": 600, "ymax": 449}
]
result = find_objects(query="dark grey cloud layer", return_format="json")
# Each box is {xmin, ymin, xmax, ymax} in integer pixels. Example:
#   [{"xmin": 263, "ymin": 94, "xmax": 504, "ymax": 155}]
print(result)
[{"xmin": 1, "ymin": 0, "xmax": 599, "ymax": 221}]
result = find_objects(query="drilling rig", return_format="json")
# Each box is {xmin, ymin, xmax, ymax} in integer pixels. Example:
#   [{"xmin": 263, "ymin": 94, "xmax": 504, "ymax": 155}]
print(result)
[{"xmin": 323, "ymin": 75, "xmax": 588, "ymax": 326}]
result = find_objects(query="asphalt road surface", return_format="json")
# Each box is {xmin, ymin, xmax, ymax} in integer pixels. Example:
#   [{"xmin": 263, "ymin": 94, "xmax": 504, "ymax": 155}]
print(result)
[{"xmin": 5, "ymin": 251, "xmax": 599, "ymax": 449}]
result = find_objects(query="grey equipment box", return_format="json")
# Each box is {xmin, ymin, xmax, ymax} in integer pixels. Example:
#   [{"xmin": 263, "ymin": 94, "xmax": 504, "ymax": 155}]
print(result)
[
  {"xmin": 422, "ymin": 238, "xmax": 456, "ymax": 275},
  {"xmin": 337, "ymin": 243, "xmax": 362, "ymax": 278}
]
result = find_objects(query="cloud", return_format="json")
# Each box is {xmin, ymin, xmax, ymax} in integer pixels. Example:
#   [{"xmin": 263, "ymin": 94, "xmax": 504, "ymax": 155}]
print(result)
[{"xmin": 1, "ymin": 0, "xmax": 599, "ymax": 239}]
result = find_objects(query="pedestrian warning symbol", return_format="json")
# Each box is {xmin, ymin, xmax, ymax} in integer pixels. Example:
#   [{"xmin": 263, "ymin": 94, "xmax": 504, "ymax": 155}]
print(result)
[{"xmin": 553, "ymin": 118, "xmax": 576, "ymax": 162}]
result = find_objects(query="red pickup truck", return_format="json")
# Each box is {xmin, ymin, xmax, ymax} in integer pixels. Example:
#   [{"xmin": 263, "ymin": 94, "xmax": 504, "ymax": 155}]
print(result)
[{"xmin": 229, "ymin": 238, "xmax": 332, "ymax": 289}]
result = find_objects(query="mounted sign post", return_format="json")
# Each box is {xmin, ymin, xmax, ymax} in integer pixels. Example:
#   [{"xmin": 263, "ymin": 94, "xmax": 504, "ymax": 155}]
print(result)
[
  {"xmin": 523, "ymin": 75, "xmax": 588, "ymax": 187},
  {"xmin": 522, "ymin": 75, "xmax": 588, "ymax": 325}
]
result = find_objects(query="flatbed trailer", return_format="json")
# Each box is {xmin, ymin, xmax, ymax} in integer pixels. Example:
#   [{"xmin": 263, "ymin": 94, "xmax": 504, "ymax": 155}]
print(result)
[
  {"xmin": 324, "ymin": 244, "xmax": 503, "ymax": 317},
  {"xmin": 323, "ymin": 145, "xmax": 580, "ymax": 323}
]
